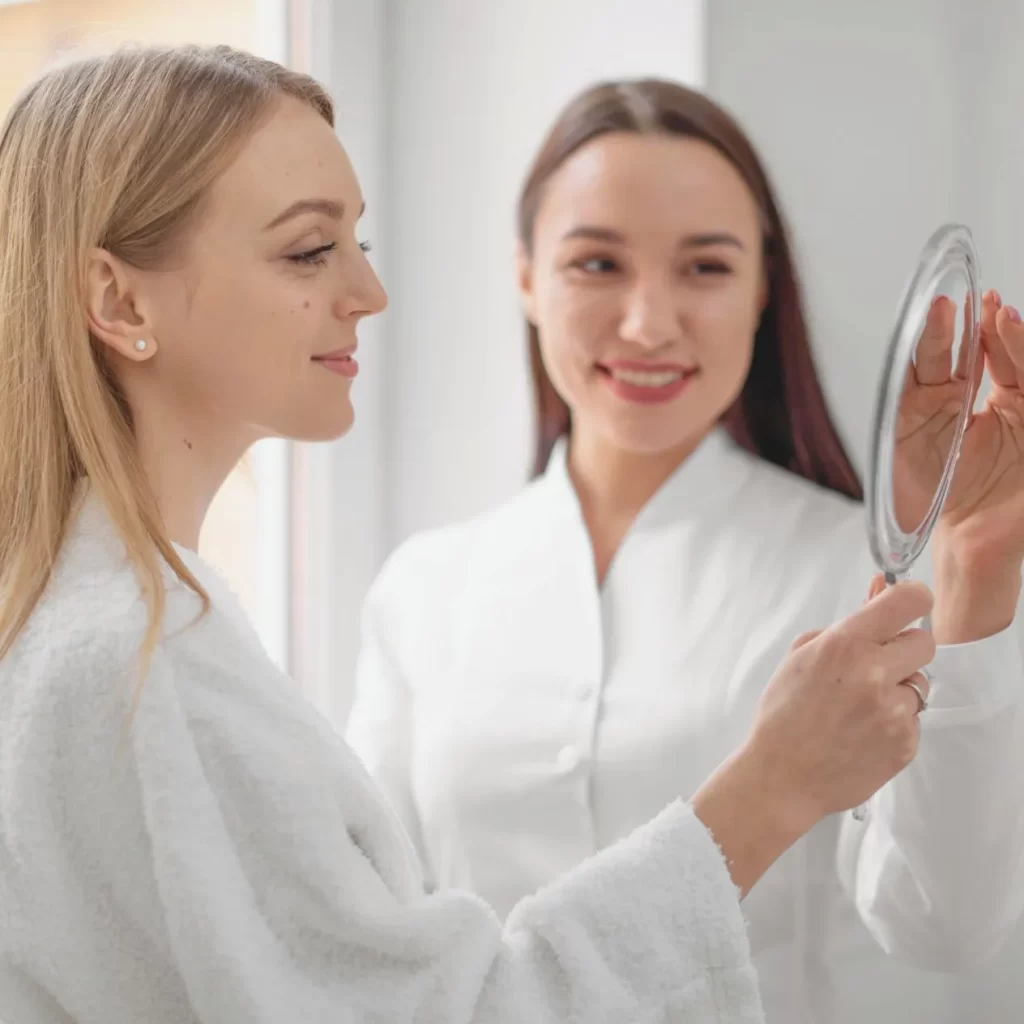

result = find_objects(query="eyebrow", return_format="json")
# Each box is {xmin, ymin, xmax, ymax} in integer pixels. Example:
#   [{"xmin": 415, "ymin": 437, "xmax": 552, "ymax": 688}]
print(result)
[
  {"xmin": 561, "ymin": 225, "xmax": 745, "ymax": 250},
  {"xmin": 263, "ymin": 197, "xmax": 366, "ymax": 231}
]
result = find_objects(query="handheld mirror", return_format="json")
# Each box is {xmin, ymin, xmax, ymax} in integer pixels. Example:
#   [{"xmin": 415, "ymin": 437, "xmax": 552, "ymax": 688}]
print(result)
[
  {"xmin": 853, "ymin": 223, "xmax": 982, "ymax": 822},
  {"xmin": 865, "ymin": 222, "xmax": 982, "ymax": 584}
]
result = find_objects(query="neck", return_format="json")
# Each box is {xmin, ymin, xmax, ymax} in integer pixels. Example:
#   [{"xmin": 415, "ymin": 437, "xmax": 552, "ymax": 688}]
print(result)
[
  {"xmin": 132, "ymin": 403, "xmax": 253, "ymax": 552},
  {"xmin": 568, "ymin": 429, "xmax": 706, "ymax": 521},
  {"xmin": 567, "ymin": 427, "xmax": 708, "ymax": 582}
]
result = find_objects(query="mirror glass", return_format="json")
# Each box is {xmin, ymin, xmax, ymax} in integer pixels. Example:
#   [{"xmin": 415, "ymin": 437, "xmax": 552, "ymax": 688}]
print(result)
[{"xmin": 866, "ymin": 224, "xmax": 982, "ymax": 581}]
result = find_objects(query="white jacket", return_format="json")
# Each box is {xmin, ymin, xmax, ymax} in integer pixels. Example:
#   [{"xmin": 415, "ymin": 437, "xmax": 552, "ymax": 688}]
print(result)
[
  {"xmin": 0, "ymin": 494, "xmax": 765, "ymax": 1023},
  {"xmin": 348, "ymin": 429, "xmax": 1024, "ymax": 1024}
]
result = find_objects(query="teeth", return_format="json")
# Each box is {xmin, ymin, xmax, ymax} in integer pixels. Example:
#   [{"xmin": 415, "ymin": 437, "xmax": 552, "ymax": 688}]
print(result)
[{"xmin": 609, "ymin": 368, "xmax": 684, "ymax": 387}]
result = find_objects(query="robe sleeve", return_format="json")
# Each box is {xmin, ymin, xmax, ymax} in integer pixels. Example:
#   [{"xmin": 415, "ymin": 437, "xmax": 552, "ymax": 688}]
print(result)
[
  {"xmin": 7, "ymin": 618, "xmax": 767, "ymax": 1023},
  {"xmin": 834, "ymin": 539, "xmax": 1024, "ymax": 968}
]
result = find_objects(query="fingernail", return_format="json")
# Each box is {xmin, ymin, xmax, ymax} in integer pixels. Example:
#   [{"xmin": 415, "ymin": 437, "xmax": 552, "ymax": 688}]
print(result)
[
  {"xmin": 993, "ymin": 289, "xmax": 1002, "ymax": 305},
  {"xmin": 1008, "ymin": 306, "xmax": 1021, "ymax": 325}
]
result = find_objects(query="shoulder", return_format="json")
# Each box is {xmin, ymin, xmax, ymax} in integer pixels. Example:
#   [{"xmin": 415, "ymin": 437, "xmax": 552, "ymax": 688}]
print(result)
[
  {"xmin": 5, "ymin": 548, "xmax": 148, "ymax": 694},
  {"xmin": 0, "ymin": 516, "xmax": 244, "ymax": 750},
  {"xmin": 711, "ymin": 449, "xmax": 870, "ymax": 603},
  {"xmin": 360, "ymin": 476, "xmax": 563, "ymax": 675},
  {"xmin": 739, "ymin": 450, "xmax": 864, "ymax": 537},
  {"xmin": 369, "ymin": 475, "xmax": 556, "ymax": 608}
]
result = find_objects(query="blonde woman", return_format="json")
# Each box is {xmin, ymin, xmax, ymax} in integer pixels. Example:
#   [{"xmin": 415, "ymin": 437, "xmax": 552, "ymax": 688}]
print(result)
[{"xmin": 0, "ymin": 46, "xmax": 940, "ymax": 1024}]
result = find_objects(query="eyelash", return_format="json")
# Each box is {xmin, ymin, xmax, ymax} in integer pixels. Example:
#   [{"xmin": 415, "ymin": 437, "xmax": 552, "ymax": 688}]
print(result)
[{"xmin": 287, "ymin": 240, "xmax": 373, "ymax": 267}]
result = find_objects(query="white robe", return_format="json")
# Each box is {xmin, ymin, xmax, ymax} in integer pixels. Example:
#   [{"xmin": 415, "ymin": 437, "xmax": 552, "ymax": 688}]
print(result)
[
  {"xmin": 0, "ymin": 494, "xmax": 767, "ymax": 1023},
  {"xmin": 347, "ymin": 429, "xmax": 1024, "ymax": 1024}
]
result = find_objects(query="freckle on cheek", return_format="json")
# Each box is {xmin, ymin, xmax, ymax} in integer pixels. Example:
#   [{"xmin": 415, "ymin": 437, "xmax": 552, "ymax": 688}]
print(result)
[{"xmin": 303, "ymin": 300, "xmax": 310, "ymax": 309}]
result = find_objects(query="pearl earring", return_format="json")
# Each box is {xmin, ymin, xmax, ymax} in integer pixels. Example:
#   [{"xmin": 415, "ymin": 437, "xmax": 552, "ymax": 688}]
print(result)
[{"xmin": 134, "ymin": 339, "xmax": 147, "ymax": 352}]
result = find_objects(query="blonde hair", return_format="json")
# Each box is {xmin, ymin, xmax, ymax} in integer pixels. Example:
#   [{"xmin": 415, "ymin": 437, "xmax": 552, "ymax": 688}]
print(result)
[{"xmin": 0, "ymin": 45, "xmax": 333, "ymax": 680}]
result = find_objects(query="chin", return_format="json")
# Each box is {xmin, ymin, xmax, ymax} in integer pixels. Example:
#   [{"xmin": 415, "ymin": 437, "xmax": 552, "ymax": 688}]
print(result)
[
  {"xmin": 599, "ymin": 416, "xmax": 695, "ymax": 455},
  {"xmin": 599, "ymin": 416, "xmax": 720, "ymax": 459},
  {"xmin": 287, "ymin": 404, "xmax": 356, "ymax": 443}
]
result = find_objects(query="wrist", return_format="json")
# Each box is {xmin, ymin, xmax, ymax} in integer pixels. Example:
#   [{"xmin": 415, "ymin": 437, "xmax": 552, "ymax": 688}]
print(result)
[
  {"xmin": 931, "ymin": 537, "xmax": 1021, "ymax": 644},
  {"xmin": 691, "ymin": 740, "xmax": 818, "ymax": 898}
]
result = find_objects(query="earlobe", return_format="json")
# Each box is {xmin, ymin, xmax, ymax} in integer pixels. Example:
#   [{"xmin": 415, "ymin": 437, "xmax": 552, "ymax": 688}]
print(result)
[{"xmin": 85, "ymin": 247, "xmax": 157, "ymax": 361}]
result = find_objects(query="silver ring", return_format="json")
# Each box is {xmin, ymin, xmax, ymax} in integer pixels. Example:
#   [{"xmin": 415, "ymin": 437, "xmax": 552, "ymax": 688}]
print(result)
[{"xmin": 901, "ymin": 676, "xmax": 929, "ymax": 713}]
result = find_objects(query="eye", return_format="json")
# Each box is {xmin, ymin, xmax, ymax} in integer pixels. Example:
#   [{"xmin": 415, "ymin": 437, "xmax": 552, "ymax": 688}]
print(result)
[
  {"xmin": 570, "ymin": 256, "xmax": 619, "ymax": 275},
  {"xmin": 686, "ymin": 260, "xmax": 732, "ymax": 277},
  {"xmin": 287, "ymin": 242, "xmax": 337, "ymax": 267}
]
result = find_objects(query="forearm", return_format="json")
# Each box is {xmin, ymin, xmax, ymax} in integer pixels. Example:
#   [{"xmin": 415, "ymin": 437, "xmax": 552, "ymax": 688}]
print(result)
[{"xmin": 691, "ymin": 745, "xmax": 814, "ymax": 900}]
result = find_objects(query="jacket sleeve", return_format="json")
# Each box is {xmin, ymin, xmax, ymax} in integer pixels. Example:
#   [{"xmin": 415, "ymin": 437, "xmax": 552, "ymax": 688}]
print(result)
[{"xmin": 835, "ymin": 557, "xmax": 1024, "ymax": 969}]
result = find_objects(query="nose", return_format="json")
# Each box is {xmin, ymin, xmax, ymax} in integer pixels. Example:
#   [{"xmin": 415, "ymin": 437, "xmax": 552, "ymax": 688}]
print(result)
[
  {"xmin": 335, "ymin": 246, "xmax": 388, "ymax": 320},
  {"xmin": 618, "ymin": 279, "xmax": 682, "ymax": 350}
]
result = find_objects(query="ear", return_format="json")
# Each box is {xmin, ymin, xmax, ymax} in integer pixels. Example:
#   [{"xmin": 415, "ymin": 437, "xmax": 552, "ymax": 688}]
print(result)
[
  {"xmin": 85, "ymin": 248, "xmax": 158, "ymax": 361},
  {"xmin": 515, "ymin": 240, "xmax": 538, "ymax": 325}
]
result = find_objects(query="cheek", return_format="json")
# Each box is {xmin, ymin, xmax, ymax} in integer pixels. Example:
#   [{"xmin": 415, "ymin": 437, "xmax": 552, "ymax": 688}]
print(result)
[
  {"xmin": 535, "ymin": 285, "xmax": 613, "ymax": 392},
  {"xmin": 692, "ymin": 285, "xmax": 761, "ymax": 367},
  {"xmin": 163, "ymin": 267, "xmax": 322, "ymax": 402}
]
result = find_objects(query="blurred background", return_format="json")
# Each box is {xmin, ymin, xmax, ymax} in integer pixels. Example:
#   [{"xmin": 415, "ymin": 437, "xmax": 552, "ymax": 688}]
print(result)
[{"xmin": 3, "ymin": 0, "xmax": 1021, "ymax": 727}]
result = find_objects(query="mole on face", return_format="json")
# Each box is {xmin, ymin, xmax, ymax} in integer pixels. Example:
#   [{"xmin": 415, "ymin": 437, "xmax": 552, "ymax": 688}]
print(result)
[
  {"xmin": 184, "ymin": 439, "xmax": 193, "ymax": 451},
  {"xmin": 303, "ymin": 300, "xmax": 310, "ymax": 309}
]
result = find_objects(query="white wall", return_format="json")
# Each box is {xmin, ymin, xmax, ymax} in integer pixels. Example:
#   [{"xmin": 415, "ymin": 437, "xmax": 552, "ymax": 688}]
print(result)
[
  {"xmin": 965, "ymin": 0, "xmax": 1024, "ymax": 318},
  {"xmin": 382, "ymin": 0, "xmax": 707, "ymax": 547}
]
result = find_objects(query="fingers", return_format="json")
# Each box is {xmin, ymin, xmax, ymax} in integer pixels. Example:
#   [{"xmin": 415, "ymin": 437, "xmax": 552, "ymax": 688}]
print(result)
[
  {"xmin": 841, "ymin": 580, "xmax": 933, "ymax": 645},
  {"xmin": 901, "ymin": 670, "xmax": 931, "ymax": 710},
  {"xmin": 982, "ymin": 289, "xmax": 1018, "ymax": 388},
  {"xmin": 888, "ymin": 674, "xmax": 930, "ymax": 730},
  {"xmin": 874, "ymin": 628, "xmax": 936, "ymax": 685},
  {"xmin": 954, "ymin": 290, "xmax": 975, "ymax": 381},
  {"xmin": 995, "ymin": 302, "xmax": 1024, "ymax": 391},
  {"xmin": 791, "ymin": 629, "xmax": 822, "ymax": 651},
  {"xmin": 914, "ymin": 295, "xmax": 956, "ymax": 384}
]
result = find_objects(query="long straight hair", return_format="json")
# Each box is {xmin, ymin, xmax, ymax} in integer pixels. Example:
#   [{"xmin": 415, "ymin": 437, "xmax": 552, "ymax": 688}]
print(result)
[
  {"xmin": 518, "ymin": 79, "xmax": 862, "ymax": 501},
  {"xmin": 0, "ymin": 46, "xmax": 333, "ymax": 679}
]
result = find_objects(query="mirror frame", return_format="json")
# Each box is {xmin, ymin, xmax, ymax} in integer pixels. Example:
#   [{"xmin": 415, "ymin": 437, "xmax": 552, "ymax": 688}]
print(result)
[{"xmin": 865, "ymin": 223, "xmax": 982, "ymax": 579}]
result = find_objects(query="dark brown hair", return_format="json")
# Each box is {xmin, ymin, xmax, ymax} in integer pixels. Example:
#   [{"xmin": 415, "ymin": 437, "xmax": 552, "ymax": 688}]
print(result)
[{"xmin": 517, "ymin": 79, "xmax": 862, "ymax": 501}]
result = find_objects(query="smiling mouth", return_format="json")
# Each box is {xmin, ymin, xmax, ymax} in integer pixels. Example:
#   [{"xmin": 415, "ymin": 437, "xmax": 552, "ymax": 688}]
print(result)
[{"xmin": 596, "ymin": 363, "xmax": 699, "ymax": 404}]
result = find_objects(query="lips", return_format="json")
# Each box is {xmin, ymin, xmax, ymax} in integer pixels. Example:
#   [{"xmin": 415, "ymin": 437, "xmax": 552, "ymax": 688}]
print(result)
[
  {"xmin": 597, "ymin": 360, "xmax": 698, "ymax": 405},
  {"xmin": 312, "ymin": 345, "xmax": 359, "ymax": 379}
]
